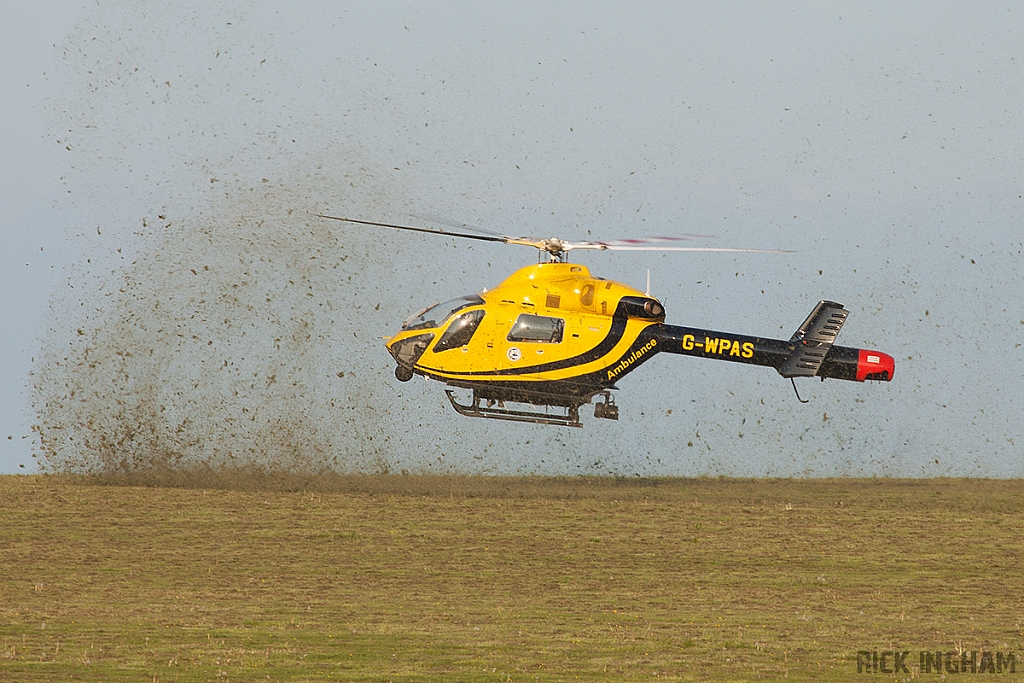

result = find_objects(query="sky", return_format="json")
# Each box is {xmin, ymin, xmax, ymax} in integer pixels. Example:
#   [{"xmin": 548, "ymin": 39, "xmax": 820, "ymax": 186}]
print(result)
[{"xmin": 2, "ymin": 1, "xmax": 1022, "ymax": 476}]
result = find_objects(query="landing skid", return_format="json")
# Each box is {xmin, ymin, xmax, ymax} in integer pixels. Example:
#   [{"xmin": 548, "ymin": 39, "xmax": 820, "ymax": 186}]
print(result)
[
  {"xmin": 443, "ymin": 389, "xmax": 620, "ymax": 427},
  {"xmin": 445, "ymin": 390, "xmax": 583, "ymax": 427}
]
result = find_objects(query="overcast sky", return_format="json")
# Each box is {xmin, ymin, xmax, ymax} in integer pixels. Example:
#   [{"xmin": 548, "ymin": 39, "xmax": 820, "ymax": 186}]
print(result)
[{"xmin": 2, "ymin": 2, "xmax": 1022, "ymax": 476}]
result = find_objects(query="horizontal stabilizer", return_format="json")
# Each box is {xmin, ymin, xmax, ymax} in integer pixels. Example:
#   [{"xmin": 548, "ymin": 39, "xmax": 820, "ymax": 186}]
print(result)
[{"xmin": 779, "ymin": 301, "xmax": 848, "ymax": 378}]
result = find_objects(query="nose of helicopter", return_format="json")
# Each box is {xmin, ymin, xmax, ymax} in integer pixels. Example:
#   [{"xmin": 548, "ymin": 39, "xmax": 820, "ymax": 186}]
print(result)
[{"xmin": 386, "ymin": 331, "xmax": 435, "ymax": 367}]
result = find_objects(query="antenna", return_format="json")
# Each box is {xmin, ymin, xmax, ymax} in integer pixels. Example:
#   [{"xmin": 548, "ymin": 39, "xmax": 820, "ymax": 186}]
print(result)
[{"xmin": 646, "ymin": 269, "xmax": 651, "ymax": 296}]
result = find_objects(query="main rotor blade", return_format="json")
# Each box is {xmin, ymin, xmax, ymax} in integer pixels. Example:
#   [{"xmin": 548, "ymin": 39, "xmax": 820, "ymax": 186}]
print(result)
[
  {"xmin": 566, "ymin": 235, "xmax": 715, "ymax": 248},
  {"xmin": 313, "ymin": 214, "xmax": 507, "ymax": 244},
  {"xmin": 314, "ymin": 214, "xmax": 792, "ymax": 255},
  {"xmin": 410, "ymin": 213, "xmax": 508, "ymax": 239},
  {"xmin": 564, "ymin": 244, "xmax": 793, "ymax": 254},
  {"xmin": 503, "ymin": 235, "xmax": 726, "ymax": 253}
]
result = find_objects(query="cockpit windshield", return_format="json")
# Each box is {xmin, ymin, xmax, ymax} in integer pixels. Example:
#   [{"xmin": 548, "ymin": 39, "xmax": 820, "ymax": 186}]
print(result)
[{"xmin": 402, "ymin": 294, "xmax": 484, "ymax": 331}]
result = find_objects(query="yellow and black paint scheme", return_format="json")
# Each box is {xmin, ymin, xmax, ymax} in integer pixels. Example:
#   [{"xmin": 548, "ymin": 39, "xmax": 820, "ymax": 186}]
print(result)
[{"xmin": 385, "ymin": 262, "xmax": 893, "ymax": 426}]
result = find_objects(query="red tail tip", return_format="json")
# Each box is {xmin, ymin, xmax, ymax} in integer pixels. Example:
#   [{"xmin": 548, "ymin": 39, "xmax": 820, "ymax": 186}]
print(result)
[{"xmin": 857, "ymin": 349, "xmax": 894, "ymax": 382}]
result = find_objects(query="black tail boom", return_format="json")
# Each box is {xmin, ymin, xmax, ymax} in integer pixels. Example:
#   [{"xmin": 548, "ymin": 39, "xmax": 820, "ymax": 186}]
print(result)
[{"xmin": 650, "ymin": 321, "xmax": 893, "ymax": 383}]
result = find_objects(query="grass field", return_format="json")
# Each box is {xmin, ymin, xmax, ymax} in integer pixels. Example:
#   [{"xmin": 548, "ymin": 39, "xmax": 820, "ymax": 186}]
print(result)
[{"xmin": 1, "ymin": 474, "xmax": 1021, "ymax": 682}]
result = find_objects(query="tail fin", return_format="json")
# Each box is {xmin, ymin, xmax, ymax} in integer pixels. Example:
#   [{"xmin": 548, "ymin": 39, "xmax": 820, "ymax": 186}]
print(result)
[{"xmin": 779, "ymin": 301, "xmax": 848, "ymax": 378}]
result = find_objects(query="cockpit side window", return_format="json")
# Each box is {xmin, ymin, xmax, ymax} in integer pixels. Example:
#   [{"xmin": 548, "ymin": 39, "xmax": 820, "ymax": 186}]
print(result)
[
  {"xmin": 402, "ymin": 294, "xmax": 484, "ymax": 331},
  {"xmin": 507, "ymin": 313, "xmax": 564, "ymax": 343},
  {"xmin": 433, "ymin": 309, "xmax": 486, "ymax": 352}
]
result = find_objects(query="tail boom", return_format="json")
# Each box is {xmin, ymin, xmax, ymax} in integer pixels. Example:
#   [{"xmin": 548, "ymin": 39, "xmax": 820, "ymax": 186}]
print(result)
[{"xmin": 652, "ymin": 325, "xmax": 893, "ymax": 382}]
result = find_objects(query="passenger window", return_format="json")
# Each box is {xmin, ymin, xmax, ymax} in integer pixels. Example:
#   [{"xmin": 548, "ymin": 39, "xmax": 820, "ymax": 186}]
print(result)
[
  {"xmin": 507, "ymin": 313, "xmax": 564, "ymax": 343},
  {"xmin": 433, "ymin": 309, "xmax": 486, "ymax": 352}
]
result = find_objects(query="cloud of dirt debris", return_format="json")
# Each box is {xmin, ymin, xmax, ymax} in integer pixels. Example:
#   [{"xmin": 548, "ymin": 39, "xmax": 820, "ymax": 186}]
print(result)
[{"xmin": 32, "ymin": 180, "xmax": 417, "ymax": 474}]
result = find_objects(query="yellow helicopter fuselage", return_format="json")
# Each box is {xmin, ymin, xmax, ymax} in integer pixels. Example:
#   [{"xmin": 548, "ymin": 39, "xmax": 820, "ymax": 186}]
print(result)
[{"xmin": 385, "ymin": 262, "xmax": 664, "ymax": 403}]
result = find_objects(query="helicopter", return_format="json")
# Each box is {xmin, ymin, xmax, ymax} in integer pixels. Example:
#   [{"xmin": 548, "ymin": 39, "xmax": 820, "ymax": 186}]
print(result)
[{"xmin": 317, "ymin": 215, "xmax": 894, "ymax": 427}]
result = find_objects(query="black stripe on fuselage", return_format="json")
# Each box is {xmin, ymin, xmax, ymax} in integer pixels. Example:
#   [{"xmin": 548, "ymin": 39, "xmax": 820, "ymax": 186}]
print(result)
[{"xmin": 431, "ymin": 325, "xmax": 664, "ymax": 398}]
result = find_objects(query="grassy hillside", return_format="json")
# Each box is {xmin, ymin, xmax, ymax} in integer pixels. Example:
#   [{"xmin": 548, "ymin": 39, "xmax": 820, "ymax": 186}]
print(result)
[{"xmin": 1, "ymin": 474, "xmax": 1021, "ymax": 681}]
